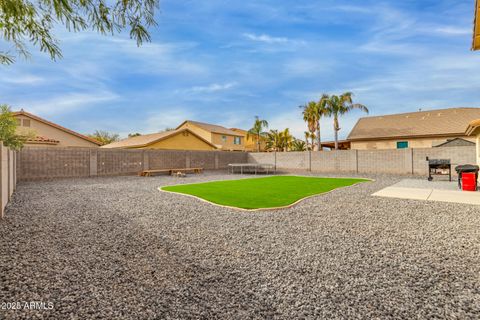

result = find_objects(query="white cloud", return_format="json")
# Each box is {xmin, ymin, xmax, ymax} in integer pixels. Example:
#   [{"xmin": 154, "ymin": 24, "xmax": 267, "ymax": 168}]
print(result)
[
  {"xmin": 1, "ymin": 74, "xmax": 45, "ymax": 85},
  {"xmin": 434, "ymin": 26, "xmax": 471, "ymax": 35},
  {"xmin": 243, "ymin": 33, "xmax": 290, "ymax": 44},
  {"xmin": 22, "ymin": 91, "xmax": 120, "ymax": 116},
  {"xmin": 184, "ymin": 82, "xmax": 236, "ymax": 94}
]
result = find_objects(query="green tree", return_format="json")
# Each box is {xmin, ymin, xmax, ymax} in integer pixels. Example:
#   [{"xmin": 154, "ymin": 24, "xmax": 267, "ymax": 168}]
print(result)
[
  {"xmin": 247, "ymin": 116, "xmax": 268, "ymax": 152},
  {"xmin": 0, "ymin": 0, "xmax": 159, "ymax": 64},
  {"xmin": 300, "ymin": 102, "xmax": 318, "ymax": 150},
  {"xmin": 128, "ymin": 133, "xmax": 141, "ymax": 138},
  {"xmin": 279, "ymin": 128, "xmax": 293, "ymax": 152},
  {"xmin": 321, "ymin": 92, "xmax": 368, "ymax": 150},
  {"xmin": 0, "ymin": 105, "xmax": 29, "ymax": 150},
  {"xmin": 290, "ymin": 139, "xmax": 306, "ymax": 151},
  {"xmin": 300, "ymin": 97, "xmax": 328, "ymax": 151},
  {"xmin": 304, "ymin": 131, "xmax": 316, "ymax": 151},
  {"xmin": 265, "ymin": 129, "xmax": 281, "ymax": 152},
  {"xmin": 88, "ymin": 130, "xmax": 120, "ymax": 145}
]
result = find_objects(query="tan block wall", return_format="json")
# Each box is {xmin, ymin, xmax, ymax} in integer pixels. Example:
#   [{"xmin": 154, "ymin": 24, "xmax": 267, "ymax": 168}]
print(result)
[
  {"xmin": 351, "ymin": 136, "xmax": 475, "ymax": 150},
  {"xmin": 311, "ymin": 150, "xmax": 357, "ymax": 172},
  {"xmin": 276, "ymin": 152, "xmax": 309, "ymax": 170},
  {"xmin": 15, "ymin": 115, "xmax": 99, "ymax": 148},
  {"xmin": 0, "ymin": 145, "xmax": 17, "ymax": 218},
  {"xmin": 248, "ymin": 146, "xmax": 475, "ymax": 176}
]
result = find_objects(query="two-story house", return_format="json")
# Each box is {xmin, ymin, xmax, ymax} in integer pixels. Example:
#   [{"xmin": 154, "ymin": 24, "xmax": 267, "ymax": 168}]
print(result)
[{"xmin": 176, "ymin": 120, "xmax": 245, "ymax": 151}]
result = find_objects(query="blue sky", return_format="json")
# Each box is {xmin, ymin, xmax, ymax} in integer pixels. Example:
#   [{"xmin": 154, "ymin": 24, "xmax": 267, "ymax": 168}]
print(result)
[{"xmin": 1, "ymin": 0, "xmax": 479, "ymax": 141}]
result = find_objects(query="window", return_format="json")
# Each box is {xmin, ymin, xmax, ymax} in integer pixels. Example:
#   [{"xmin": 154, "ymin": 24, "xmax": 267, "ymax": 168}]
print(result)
[
  {"xmin": 16, "ymin": 119, "xmax": 21, "ymax": 126},
  {"xmin": 234, "ymin": 136, "xmax": 241, "ymax": 145},
  {"xmin": 22, "ymin": 119, "xmax": 31, "ymax": 127},
  {"xmin": 221, "ymin": 135, "xmax": 227, "ymax": 142},
  {"xmin": 396, "ymin": 141, "xmax": 408, "ymax": 149}
]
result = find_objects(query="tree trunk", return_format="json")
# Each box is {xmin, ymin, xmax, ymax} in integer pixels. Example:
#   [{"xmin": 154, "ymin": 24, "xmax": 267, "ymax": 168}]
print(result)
[
  {"xmin": 317, "ymin": 123, "xmax": 322, "ymax": 151},
  {"xmin": 311, "ymin": 136, "xmax": 314, "ymax": 151},
  {"xmin": 334, "ymin": 116, "xmax": 339, "ymax": 150},
  {"xmin": 334, "ymin": 129, "xmax": 339, "ymax": 150}
]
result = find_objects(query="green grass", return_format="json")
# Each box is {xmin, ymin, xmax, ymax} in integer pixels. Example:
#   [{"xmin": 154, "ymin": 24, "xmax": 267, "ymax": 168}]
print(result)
[{"xmin": 161, "ymin": 176, "xmax": 369, "ymax": 209}]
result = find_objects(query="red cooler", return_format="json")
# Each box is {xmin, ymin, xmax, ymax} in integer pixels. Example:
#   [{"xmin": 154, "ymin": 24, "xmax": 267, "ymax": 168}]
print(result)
[{"xmin": 461, "ymin": 173, "xmax": 477, "ymax": 191}]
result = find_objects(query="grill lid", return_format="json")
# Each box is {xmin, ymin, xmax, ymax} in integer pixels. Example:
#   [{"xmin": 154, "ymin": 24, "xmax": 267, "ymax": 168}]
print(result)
[{"xmin": 428, "ymin": 159, "xmax": 450, "ymax": 165}]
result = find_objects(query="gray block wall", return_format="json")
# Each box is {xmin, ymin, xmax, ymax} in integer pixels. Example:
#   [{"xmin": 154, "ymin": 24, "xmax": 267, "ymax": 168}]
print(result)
[{"xmin": 248, "ymin": 146, "xmax": 476, "ymax": 176}]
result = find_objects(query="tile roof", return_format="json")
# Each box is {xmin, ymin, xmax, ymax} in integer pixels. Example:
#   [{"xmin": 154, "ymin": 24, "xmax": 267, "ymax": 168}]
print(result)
[
  {"xmin": 347, "ymin": 107, "xmax": 480, "ymax": 141},
  {"xmin": 177, "ymin": 120, "xmax": 243, "ymax": 136},
  {"xmin": 27, "ymin": 136, "xmax": 60, "ymax": 144},
  {"xmin": 101, "ymin": 128, "xmax": 217, "ymax": 149}
]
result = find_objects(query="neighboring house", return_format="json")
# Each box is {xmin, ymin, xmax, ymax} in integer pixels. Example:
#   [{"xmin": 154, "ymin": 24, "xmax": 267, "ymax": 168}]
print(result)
[
  {"xmin": 176, "ymin": 120, "xmax": 244, "ymax": 151},
  {"xmin": 230, "ymin": 128, "xmax": 266, "ymax": 152},
  {"xmin": 347, "ymin": 107, "xmax": 480, "ymax": 150},
  {"xmin": 14, "ymin": 110, "xmax": 101, "ymax": 148},
  {"xmin": 320, "ymin": 140, "xmax": 351, "ymax": 150},
  {"xmin": 101, "ymin": 128, "xmax": 217, "ymax": 150}
]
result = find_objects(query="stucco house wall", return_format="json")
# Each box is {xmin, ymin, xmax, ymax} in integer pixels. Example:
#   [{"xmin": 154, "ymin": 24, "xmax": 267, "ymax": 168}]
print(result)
[
  {"xmin": 350, "ymin": 136, "xmax": 476, "ymax": 150},
  {"xmin": 15, "ymin": 114, "xmax": 100, "ymax": 148},
  {"xmin": 138, "ymin": 131, "xmax": 216, "ymax": 150}
]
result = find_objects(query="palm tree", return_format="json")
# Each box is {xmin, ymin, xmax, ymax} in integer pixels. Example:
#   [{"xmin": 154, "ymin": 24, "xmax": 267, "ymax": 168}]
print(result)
[
  {"xmin": 300, "ymin": 102, "xmax": 319, "ymax": 151},
  {"xmin": 322, "ymin": 92, "xmax": 368, "ymax": 150},
  {"xmin": 300, "ymin": 98, "xmax": 328, "ymax": 151},
  {"xmin": 279, "ymin": 128, "xmax": 293, "ymax": 152},
  {"xmin": 290, "ymin": 139, "xmax": 307, "ymax": 151},
  {"xmin": 316, "ymin": 94, "xmax": 329, "ymax": 151},
  {"xmin": 265, "ymin": 129, "xmax": 281, "ymax": 152},
  {"xmin": 247, "ymin": 116, "xmax": 269, "ymax": 152}
]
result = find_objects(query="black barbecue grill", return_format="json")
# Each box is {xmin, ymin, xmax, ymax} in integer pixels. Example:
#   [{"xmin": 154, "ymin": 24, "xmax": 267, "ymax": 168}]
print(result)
[{"xmin": 426, "ymin": 157, "xmax": 451, "ymax": 181}]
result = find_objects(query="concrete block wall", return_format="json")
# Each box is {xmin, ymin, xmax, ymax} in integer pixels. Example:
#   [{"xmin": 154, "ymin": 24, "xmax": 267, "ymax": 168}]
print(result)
[
  {"xmin": 276, "ymin": 152, "xmax": 310, "ymax": 171},
  {"xmin": 0, "ymin": 145, "xmax": 16, "ymax": 218},
  {"xmin": 312, "ymin": 150, "xmax": 357, "ymax": 172},
  {"xmin": 248, "ymin": 146, "xmax": 476, "ymax": 176},
  {"xmin": 357, "ymin": 149, "xmax": 413, "ymax": 175},
  {"xmin": 17, "ymin": 147, "xmax": 248, "ymax": 181}
]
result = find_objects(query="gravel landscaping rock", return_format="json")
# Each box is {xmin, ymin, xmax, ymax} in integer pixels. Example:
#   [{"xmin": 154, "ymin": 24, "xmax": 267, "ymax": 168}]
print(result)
[{"xmin": 1, "ymin": 172, "xmax": 479, "ymax": 319}]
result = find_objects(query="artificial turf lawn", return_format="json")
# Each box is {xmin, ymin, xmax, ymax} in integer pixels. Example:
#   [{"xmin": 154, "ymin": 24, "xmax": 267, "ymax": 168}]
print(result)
[{"xmin": 161, "ymin": 175, "xmax": 369, "ymax": 209}]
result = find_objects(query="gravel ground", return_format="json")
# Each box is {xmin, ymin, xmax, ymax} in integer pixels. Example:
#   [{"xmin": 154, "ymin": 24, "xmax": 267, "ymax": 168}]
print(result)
[{"xmin": 1, "ymin": 172, "xmax": 479, "ymax": 319}]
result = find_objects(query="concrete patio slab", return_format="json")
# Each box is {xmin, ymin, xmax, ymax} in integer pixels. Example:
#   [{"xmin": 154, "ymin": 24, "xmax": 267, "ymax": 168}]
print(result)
[
  {"xmin": 373, "ymin": 179, "xmax": 480, "ymax": 205},
  {"xmin": 429, "ymin": 189, "xmax": 480, "ymax": 205},
  {"xmin": 372, "ymin": 187, "xmax": 432, "ymax": 200}
]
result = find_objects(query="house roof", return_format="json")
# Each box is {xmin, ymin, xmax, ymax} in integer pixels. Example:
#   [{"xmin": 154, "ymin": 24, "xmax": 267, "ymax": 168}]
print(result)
[
  {"xmin": 177, "ymin": 120, "xmax": 243, "ymax": 136},
  {"xmin": 101, "ymin": 128, "xmax": 218, "ymax": 149},
  {"xmin": 347, "ymin": 107, "xmax": 480, "ymax": 141},
  {"xmin": 434, "ymin": 138, "xmax": 475, "ymax": 148},
  {"xmin": 230, "ymin": 128, "xmax": 247, "ymax": 134},
  {"xmin": 26, "ymin": 136, "xmax": 60, "ymax": 145},
  {"xmin": 14, "ymin": 110, "xmax": 102, "ymax": 145}
]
